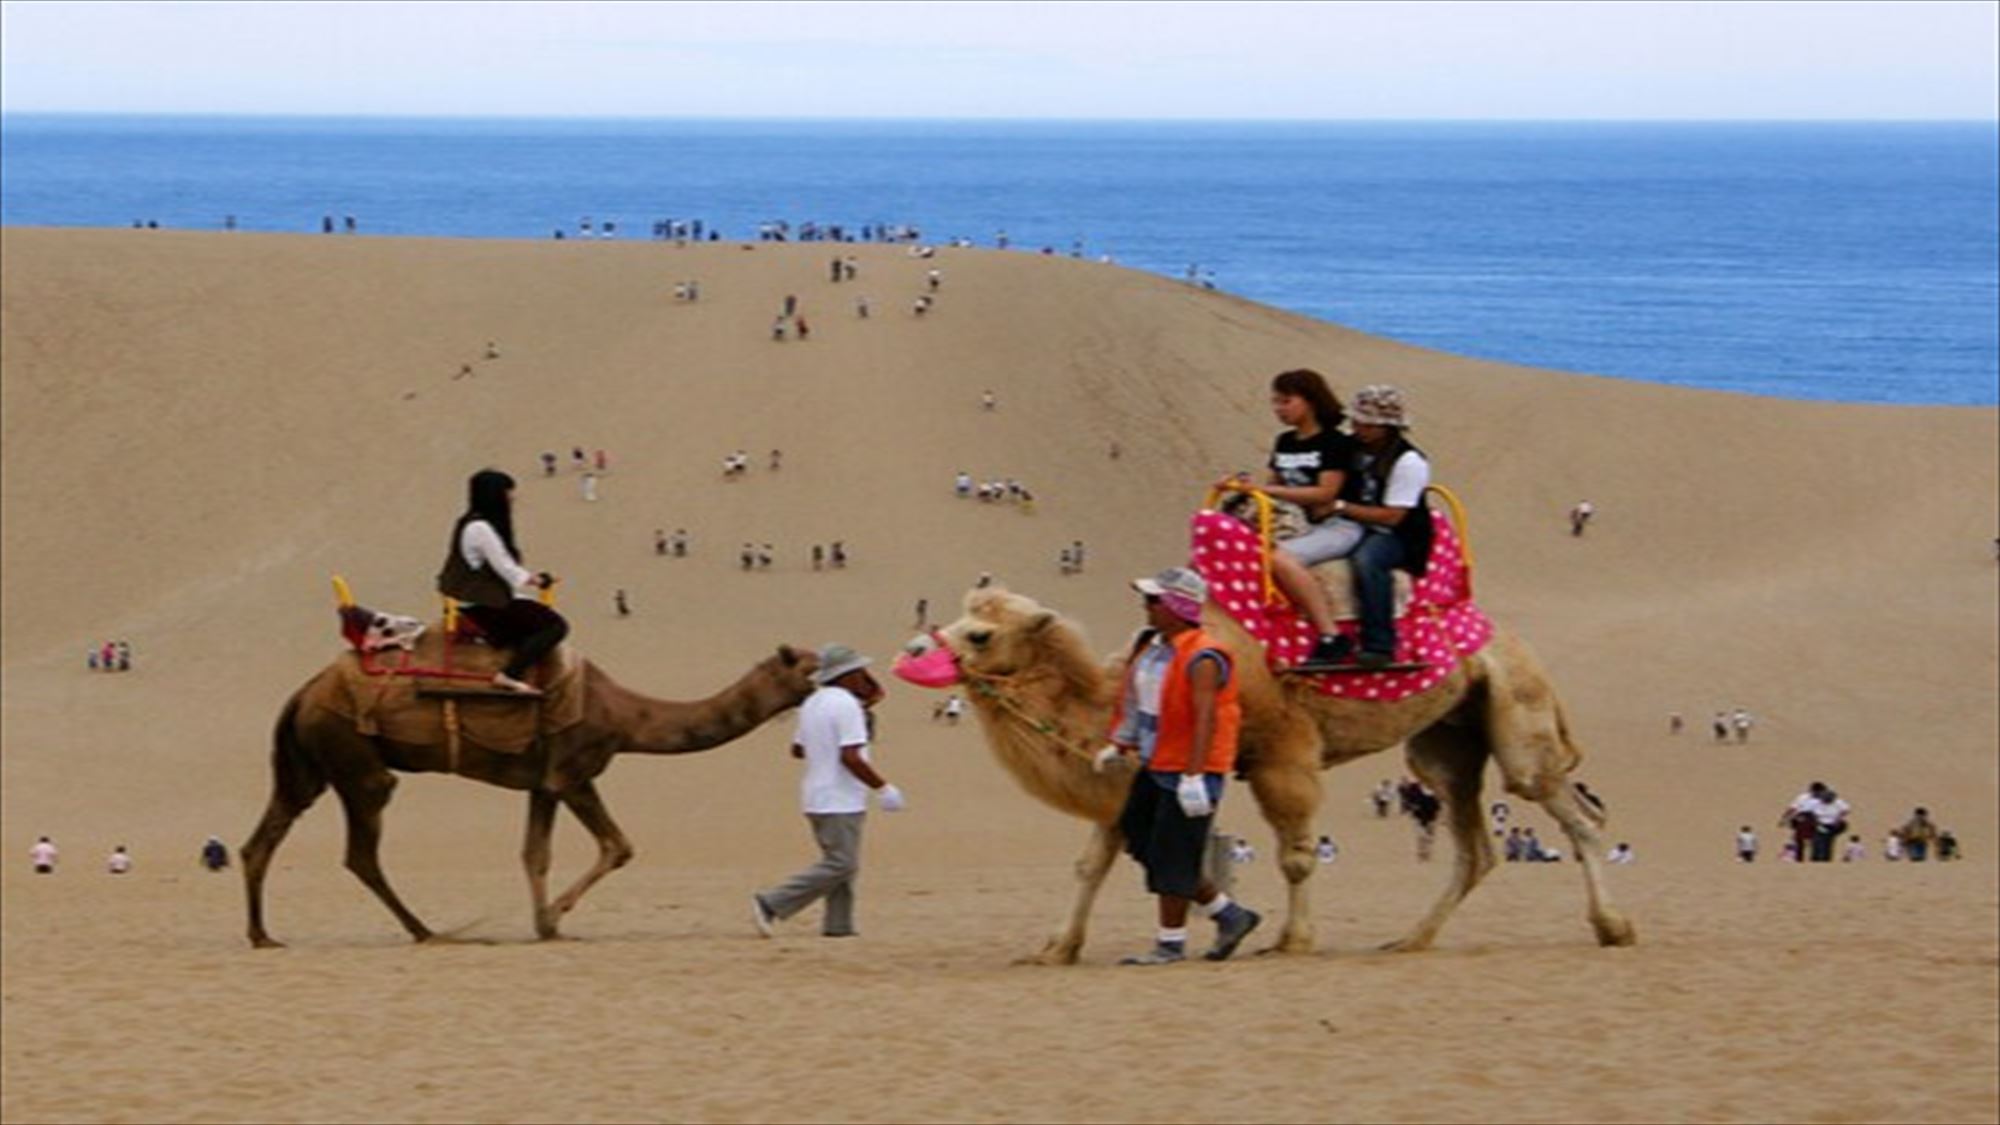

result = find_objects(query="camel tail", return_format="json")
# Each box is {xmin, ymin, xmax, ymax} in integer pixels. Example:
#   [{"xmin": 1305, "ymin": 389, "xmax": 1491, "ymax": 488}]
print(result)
[{"xmin": 269, "ymin": 691, "xmax": 328, "ymax": 809}]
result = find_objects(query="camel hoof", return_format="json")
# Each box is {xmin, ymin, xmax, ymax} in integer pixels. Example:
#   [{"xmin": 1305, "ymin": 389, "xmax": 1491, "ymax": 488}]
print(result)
[
  {"xmin": 1595, "ymin": 918, "xmax": 1638, "ymax": 947},
  {"xmin": 1378, "ymin": 935, "xmax": 1433, "ymax": 954},
  {"xmin": 249, "ymin": 936, "xmax": 285, "ymax": 950},
  {"xmin": 1014, "ymin": 945, "xmax": 1081, "ymax": 967}
]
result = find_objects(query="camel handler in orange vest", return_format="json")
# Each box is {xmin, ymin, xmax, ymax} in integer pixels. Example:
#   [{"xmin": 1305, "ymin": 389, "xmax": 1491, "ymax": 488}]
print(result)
[{"xmin": 1096, "ymin": 566, "xmax": 1263, "ymax": 965}]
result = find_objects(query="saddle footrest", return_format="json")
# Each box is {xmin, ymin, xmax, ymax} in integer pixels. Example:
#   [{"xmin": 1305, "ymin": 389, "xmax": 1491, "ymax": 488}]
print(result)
[
  {"xmin": 415, "ymin": 682, "xmax": 541, "ymax": 700},
  {"xmin": 1284, "ymin": 662, "xmax": 1430, "ymax": 675}
]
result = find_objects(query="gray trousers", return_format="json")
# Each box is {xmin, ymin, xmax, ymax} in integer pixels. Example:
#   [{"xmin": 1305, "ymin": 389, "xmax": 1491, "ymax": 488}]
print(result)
[{"xmin": 760, "ymin": 812, "xmax": 865, "ymax": 936}]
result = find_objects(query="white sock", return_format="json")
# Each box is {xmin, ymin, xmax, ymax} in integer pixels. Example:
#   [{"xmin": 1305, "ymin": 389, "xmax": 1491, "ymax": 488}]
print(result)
[
  {"xmin": 1158, "ymin": 927, "xmax": 1189, "ymax": 947},
  {"xmin": 1201, "ymin": 894, "xmax": 1234, "ymax": 919}
]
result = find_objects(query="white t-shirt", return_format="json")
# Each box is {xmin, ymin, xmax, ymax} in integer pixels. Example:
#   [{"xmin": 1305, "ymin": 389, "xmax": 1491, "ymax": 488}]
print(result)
[
  {"xmin": 796, "ymin": 685, "xmax": 874, "ymax": 814},
  {"xmin": 107, "ymin": 851, "xmax": 132, "ymax": 874},
  {"xmin": 1803, "ymin": 796, "xmax": 1850, "ymax": 828},
  {"xmin": 30, "ymin": 841, "xmax": 57, "ymax": 868},
  {"xmin": 1381, "ymin": 449, "xmax": 1432, "ymax": 509}
]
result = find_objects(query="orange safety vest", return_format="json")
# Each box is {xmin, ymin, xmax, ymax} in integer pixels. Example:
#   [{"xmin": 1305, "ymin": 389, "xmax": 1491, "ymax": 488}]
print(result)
[{"xmin": 1109, "ymin": 627, "xmax": 1242, "ymax": 775}]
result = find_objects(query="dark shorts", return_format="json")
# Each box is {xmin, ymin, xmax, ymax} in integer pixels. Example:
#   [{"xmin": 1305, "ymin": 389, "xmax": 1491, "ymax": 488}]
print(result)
[{"xmin": 1118, "ymin": 772, "xmax": 1213, "ymax": 899}]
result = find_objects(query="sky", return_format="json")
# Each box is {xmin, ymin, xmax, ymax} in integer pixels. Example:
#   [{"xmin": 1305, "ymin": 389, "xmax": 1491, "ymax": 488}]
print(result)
[{"xmin": 2, "ymin": 0, "xmax": 1995, "ymax": 120}]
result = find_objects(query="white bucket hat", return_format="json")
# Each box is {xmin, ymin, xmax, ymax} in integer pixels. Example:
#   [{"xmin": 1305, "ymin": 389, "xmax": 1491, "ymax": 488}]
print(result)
[
  {"xmin": 1350, "ymin": 384, "xmax": 1410, "ymax": 428},
  {"xmin": 813, "ymin": 643, "xmax": 874, "ymax": 685},
  {"xmin": 1131, "ymin": 566, "xmax": 1208, "ymax": 624}
]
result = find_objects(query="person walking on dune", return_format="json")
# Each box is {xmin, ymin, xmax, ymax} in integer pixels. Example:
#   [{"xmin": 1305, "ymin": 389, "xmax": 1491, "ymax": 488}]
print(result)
[
  {"xmin": 752, "ymin": 645, "xmax": 903, "ymax": 938},
  {"xmin": 1095, "ymin": 567, "xmax": 1261, "ymax": 965},
  {"xmin": 30, "ymin": 836, "xmax": 57, "ymax": 874}
]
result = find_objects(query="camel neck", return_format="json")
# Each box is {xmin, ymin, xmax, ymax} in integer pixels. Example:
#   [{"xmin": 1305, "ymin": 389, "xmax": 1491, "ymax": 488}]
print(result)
[{"xmin": 596, "ymin": 664, "xmax": 795, "ymax": 755}]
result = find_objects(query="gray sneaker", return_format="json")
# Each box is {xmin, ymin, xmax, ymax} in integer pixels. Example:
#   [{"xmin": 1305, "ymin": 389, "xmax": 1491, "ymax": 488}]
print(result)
[
  {"xmin": 1204, "ymin": 906, "xmax": 1262, "ymax": 961},
  {"xmin": 1118, "ymin": 943, "xmax": 1187, "ymax": 966}
]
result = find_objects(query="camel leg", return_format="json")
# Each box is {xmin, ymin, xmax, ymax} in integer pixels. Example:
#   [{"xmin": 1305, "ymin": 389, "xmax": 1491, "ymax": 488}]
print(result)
[
  {"xmin": 1537, "ymin": 781, "xmax": 1637, "ymax": 947},
  {"xmin": 335, "ymin": 772, "xmax": 434, "ymax": 943},
  {"xmin": 1478, "ymin": 644, "xmax": 1637, "ymax": 948},
  {"xmin": 1384, "ymin": 724, "xmax": 1494, "ymax": 952},
  {"xmin": 546, "ymin": 781, "xmax": 635, "ymax": 924},
  {"xmin": 243, "ymin": 695, "xmax": 328, "ymax": 949},
  {"xmin": 242, "ymin": 792, "xmax": 312, "ymax": 949},
  {"xmin": 523, "ymin": 790, "xmax": 561, "ymax": 940},
  {"xmin": 1020, "ymin": 823, "xmax": 1120, "ymax": 966},
  {"xmin": 1244, "ymin": 754, "xmax": 1323, "ymax": 955}
]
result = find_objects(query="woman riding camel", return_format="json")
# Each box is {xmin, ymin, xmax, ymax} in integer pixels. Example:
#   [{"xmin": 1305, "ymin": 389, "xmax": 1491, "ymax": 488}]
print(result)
[
  {"xmin": 436, "ymin": 469, "xmax": 569, "ymax": 694},
  {"xmin": 1218, "ymin": 368, "xmax": 1362, "ymax": 667}
]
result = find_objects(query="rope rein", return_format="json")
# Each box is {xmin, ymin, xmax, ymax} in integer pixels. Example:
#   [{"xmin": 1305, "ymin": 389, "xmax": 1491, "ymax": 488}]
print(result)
[{"xmin": 960, "ymin": 671, "xmax": 1106, "ymax": 766}]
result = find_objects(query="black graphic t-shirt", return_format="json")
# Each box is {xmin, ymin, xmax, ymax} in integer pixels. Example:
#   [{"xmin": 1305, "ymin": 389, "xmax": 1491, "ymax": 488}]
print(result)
[{"xmin": 1268, "ymin": 429, "xmax": 1358, "ymax": 489}]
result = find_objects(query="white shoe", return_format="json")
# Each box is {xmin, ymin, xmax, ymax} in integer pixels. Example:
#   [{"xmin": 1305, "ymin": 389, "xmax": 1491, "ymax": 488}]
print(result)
[
  {"xmin": 491, "ymin": 672, "xmax": 543, "ymax": 696},
  {"xmin": 751, "ymin": 894, "xmax": 777, "ymax": 938}
]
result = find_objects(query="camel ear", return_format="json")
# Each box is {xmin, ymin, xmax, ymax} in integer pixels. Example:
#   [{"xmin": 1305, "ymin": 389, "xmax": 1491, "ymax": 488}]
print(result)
[
  {"xmin": 778, "ymin": 644, "xmax": 801, "ymax": 667},
  {"xmin": 1026, "ymin": 611, "xmax": 1057, "ymax": 635}
]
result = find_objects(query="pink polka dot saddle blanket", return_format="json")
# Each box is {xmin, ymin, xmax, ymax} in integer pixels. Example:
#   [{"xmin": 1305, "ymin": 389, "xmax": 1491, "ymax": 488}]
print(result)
[{"xmin": 1189, "ymin": 504, "xmax": 1494, "ymax": 703}]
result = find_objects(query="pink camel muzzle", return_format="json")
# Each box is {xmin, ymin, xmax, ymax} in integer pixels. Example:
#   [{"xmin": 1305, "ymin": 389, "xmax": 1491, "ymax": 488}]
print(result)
[{"xmin": 892, "ymin": 632, "xmax": 964, "ymax": 688}]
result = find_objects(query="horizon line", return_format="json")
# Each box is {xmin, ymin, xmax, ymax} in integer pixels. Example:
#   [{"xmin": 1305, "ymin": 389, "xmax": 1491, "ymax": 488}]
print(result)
[{"xmin": 5, "ymin": 110, "xmax": 1996, "ymax": 125}]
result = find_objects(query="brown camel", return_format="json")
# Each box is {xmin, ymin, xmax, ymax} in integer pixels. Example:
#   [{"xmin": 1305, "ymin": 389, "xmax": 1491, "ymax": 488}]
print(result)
[
  {"xmin": 242, "ymin": 641, "xmax": 818, "ymax": 947},
  {"xmin": 926, "ymin": 587, "xmax": 1635, "ymax": 964}
]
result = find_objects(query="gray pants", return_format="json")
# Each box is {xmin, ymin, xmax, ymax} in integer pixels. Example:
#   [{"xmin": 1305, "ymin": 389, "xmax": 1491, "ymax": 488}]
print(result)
[
  {"xmin": 1280, "ymin": 516, "xmax": 1366, "ymax": 566},
  {"xmin": 759, "ymin": 813, "xmax": 865, "ymax": 936}
]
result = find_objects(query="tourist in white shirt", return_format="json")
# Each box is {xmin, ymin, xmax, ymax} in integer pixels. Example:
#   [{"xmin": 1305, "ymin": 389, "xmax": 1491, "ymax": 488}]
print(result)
[
  {"xmin": 29, "ymin": 836, "xmax": 57, "ymax": 874},
  {"xmin": 1781, "ymin": 781, "xmax": 1850, "ymax": 863},
  {"xmin": 752, "ymin": 645, "xmax": 903, "ymax": 938},
  {"xmin": 1605, "ymin": 842, "xmax": 1635, "ymax": 865},
  {"xmin": 107, "ymin": 845, "xmax": 132, "ymax": 875},
  {"xmin": 1735, "ymin": 826, "xmax": 1758, "ymax": 863}
]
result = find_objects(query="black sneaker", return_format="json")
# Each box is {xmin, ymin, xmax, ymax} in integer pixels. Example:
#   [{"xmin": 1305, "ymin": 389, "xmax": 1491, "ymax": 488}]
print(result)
[
  {"xmin": 1204, "ymin": 906, "xmax": 1262, "ymax": 961},
  {"xmin": 1305, "ymin": 634, "xmax": 1355, "ymax": 666}
]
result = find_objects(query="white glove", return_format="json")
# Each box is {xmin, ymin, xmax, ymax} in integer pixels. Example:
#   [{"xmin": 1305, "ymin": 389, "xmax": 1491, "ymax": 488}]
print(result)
[
  {"xmin": 1093, "ymin": 745, "xmax": 1127, "ymax": 774},
  {"xmin": 877, "ymin": 783, "xmax": 907, "ymax": 812},
  {"xmin": 1176, "ymin": 774, "xmax": 1214, "ymax": 819}
]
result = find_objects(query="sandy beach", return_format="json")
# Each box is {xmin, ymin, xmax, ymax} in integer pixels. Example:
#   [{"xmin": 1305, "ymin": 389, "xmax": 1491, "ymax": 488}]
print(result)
[{"xmin": 3, "ymin": 228, "xmax": 1995, "ymax": 1124}]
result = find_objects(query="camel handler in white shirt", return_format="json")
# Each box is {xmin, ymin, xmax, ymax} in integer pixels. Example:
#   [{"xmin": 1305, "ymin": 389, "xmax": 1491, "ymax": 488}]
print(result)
[{"xmin": 753, "ymin": 644, "xmax": 905, "ymax": 938}]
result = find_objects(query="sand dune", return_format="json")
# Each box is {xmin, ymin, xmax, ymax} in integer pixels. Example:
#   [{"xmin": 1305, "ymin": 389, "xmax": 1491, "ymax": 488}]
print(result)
[{"xmin": 2, "ymin": 228, "xmax": 1995, "ymax": 1124}]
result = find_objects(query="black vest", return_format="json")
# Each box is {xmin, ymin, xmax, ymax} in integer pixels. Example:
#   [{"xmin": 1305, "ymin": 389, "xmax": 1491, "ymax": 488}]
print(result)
[
  {"xmin": 436, "ymin": 516, "xmax": 516, "ymax": 609},
  {"xmin": 1340, "ymin": 440, "xmax": 1435, "ymax": 578}
]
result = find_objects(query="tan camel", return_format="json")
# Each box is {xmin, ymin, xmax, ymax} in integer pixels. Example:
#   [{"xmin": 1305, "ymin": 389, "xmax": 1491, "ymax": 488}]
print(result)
[
  {"xmin": 930, "ymin": 587, "xmax": 1635, "ymax": 964},
  {"xmin": 242, "ymin": 643, "xmax": 818, "ymax": 947}
]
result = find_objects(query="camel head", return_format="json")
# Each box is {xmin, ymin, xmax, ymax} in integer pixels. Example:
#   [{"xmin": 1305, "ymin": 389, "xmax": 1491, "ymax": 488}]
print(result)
[
  {"xmin": 761, "ymin": 644, "xmax": 822, "ymax": 706},
  {"xmin": 904, "ymin": 588, "xmax": 1115, "ymax": 709}
]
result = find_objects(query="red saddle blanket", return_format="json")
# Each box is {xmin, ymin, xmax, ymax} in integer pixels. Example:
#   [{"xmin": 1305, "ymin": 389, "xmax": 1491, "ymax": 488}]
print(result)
[{"xmin": 1189, "ymin": 507, "xmax": 1493, "ymax": 703}]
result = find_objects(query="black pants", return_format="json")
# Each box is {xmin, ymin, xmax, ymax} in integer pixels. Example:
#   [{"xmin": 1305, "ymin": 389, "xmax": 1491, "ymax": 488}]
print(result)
[
  {"xmin": 465, "ymin": 600, "xmax": 569, "ymax": 680},
  {"xmin": 1118, "ymin": 773, "xmax": 1212, "ymax": 900}
]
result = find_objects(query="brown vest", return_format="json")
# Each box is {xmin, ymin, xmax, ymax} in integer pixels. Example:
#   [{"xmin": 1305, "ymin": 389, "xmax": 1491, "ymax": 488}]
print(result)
[{"xmin": 436, "ymin": 517, "xmax": 515, "ymax": 609}]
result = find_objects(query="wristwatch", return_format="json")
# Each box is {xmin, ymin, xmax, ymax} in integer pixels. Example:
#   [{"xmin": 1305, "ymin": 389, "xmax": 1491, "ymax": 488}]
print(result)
[{"xmin": 1333, "ymin": 499, "xmax": 1349, "ymax": 516}]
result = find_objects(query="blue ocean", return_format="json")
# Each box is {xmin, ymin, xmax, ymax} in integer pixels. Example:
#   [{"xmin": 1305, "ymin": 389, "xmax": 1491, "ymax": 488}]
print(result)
[{"xmin": 3, "ymin": 116, "xmax": 1994, "ymax": 405}]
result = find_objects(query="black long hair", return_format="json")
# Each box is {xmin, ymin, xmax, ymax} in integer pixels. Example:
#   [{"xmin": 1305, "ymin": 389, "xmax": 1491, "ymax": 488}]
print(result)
[
  {"xmin": 463, "ymin": 469, "xmax": 520, "ymax": 559},
  {"xmin": 1270, "ymin": 368, "xmax": 1347, "ymax": 431}
]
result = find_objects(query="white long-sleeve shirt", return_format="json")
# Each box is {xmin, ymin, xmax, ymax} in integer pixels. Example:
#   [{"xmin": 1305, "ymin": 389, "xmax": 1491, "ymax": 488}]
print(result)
[{"xmin": 458, "ymin": 519, "xmax": 540, "ymax": 600}]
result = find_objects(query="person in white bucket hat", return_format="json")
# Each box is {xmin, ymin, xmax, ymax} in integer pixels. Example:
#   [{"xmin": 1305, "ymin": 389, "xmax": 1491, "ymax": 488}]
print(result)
[
  {"xmin": 1096, "ymin": 568, "xmax": 1263, "ymax": 965},
  {"xmin": 753, "ymin": 643, "xmax": 904, "ymax": 938}
]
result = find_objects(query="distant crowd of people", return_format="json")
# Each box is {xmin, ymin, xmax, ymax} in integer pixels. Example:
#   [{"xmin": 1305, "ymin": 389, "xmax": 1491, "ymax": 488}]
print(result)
[
  {"xmin": 1664, "ymin": 708, "xmax": 1757, "ymax": 743},
  {"xmin": 1762, "ymin": 782, "xmax": 1961, "ymax": 863},
  {"xmin": 28, "ymin": 835, "xmax": 231, "ymax": 875},
  {"xmin": 86, "ymin": 640, "xmax": 132, "ymax": 672}
]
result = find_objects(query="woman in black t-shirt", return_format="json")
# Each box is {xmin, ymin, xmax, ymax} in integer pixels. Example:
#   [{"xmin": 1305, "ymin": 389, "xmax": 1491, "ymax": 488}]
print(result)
[{"xmin": 1219, "ymin": 369, "xmax": 1363, "ymax": 666}]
